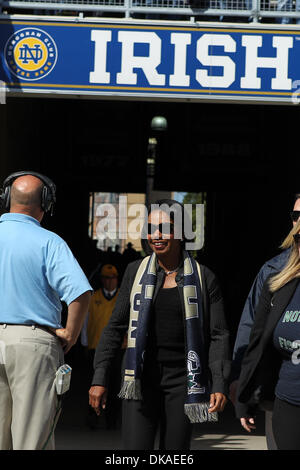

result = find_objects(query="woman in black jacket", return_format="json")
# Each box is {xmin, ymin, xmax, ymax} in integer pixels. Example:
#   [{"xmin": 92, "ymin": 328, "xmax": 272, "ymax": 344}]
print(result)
[
  {"xmin": 89, "ymin": 199, "xmax": 231, "ymax": 450},
  {"xmin": 236, "ymin": 218, "xmax": 300, "ymax": 449}
]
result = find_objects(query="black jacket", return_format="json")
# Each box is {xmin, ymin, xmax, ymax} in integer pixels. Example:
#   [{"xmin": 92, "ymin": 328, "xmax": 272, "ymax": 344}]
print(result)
[
  {"xmin": 236, "ymin": 276, "xmax": 300, "ymax": 418},
  {"xmin": 231, "ymin": 249, "xmax": 290, "ymax": 382},
  {"xmin": 92, "ymin": 257, "xmax": 231, "ymax": 395}
]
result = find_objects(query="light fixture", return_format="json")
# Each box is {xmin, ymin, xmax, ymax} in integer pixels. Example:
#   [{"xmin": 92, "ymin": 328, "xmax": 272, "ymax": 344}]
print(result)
[{"xmin": 150, "ymin": 116, "xmax": 168, "ymax": 132}]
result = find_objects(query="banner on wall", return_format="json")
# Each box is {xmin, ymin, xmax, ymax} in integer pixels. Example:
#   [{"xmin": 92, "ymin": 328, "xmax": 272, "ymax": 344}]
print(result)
[{"xmin": 1, "ymin": 17, "xmax": 300, "ymax": 103}]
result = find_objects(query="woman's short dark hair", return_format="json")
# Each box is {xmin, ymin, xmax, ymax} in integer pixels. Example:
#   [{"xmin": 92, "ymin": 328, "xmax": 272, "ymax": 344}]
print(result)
[{"xmin": 141, "ymin": 198, "xmax": 193, "ymax": 255}]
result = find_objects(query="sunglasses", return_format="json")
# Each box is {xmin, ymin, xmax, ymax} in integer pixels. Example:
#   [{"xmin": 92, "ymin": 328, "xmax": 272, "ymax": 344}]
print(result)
[
  {"xmin": 148, "ymin": 223, "xmax": 174, "ymax": 235},
  {"xmin": 294, "ymin": 234, "xmax": 300, "ymax": 244},
  {"xmin": 291, "ymin": 211, "xmax": 300, "ymax": 222}
]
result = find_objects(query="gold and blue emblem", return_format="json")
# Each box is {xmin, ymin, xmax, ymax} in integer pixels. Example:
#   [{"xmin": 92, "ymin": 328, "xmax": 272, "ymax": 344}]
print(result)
[{"xmin": 4, "ymin": 28, "xmax": 57, "ymax": 81}]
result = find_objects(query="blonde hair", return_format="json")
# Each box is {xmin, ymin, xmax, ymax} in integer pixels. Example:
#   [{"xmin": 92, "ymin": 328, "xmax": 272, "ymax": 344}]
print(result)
[{"xmin": 269, "ymin": 219, "xmax": 300, "ymax": 292}]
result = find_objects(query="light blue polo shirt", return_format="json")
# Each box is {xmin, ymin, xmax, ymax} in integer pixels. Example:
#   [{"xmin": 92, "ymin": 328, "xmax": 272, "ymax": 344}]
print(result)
[{"xmin": 0, "ymin": 213, "xmax": 92, "ymax": 328}]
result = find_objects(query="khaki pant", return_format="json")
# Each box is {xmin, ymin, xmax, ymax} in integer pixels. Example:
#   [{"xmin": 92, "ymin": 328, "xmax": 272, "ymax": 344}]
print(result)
[{"xmin": 0, "ymin": 324, "xmax": 64, "ymax": 450}]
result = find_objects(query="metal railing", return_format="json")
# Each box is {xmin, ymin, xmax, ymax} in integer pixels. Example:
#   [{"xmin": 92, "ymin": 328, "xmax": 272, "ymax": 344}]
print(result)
[{"xmin": 1, "ymin": 0, "xmax": 300, "ymax": 23}]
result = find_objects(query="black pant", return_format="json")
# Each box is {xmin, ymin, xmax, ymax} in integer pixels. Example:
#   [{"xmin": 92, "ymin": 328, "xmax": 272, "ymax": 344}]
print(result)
[
  {"xmin": 122, "ymin": 361, "xmax": 192, "ymax": 450},
  {"xmin": 272, "ymin": 397, "xmax": 300, "ymax": 449}
]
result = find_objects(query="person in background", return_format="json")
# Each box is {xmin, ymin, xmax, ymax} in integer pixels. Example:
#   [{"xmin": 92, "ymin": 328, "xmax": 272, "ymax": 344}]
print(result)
[
  {"xmin": 0, "ymin": 171, "xmax": 92, "ymax": 450},
  {"xmin": 236, "ymin": 218, "xmax": 300, "ymax": 449},
  {"xmin": 81, "ymin": 264, "xmax": 124, "ymax": 429},
  {"xmin": 122, "ymin": 242, "xmax": 140, "ymax": 267},
  {"xmin": 81, "ymin": 264, "xmax": 120, "ymax": 354},
  {"xmin": 89, "ymin": 199, "xmax": 230, "ymax": 450},
  {"xmin": 230, "ymin": 194, "xmax": 300, "ymax": 449}
]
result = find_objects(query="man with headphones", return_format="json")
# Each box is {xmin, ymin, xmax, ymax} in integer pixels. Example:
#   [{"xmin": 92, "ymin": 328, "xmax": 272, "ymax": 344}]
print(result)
[{"xmin": 0, "ymin": 171, "xmax": 92, "ymax": 450}]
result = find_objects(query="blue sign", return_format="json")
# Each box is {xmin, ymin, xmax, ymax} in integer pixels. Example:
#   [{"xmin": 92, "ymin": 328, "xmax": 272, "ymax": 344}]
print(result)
[{"xmin": 1, "ymin": 18, "xmax": 300, "ymax": 103}]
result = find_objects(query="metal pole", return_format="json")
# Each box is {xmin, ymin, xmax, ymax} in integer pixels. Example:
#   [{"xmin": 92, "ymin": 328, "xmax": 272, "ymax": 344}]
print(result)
[
  {"xmin": 252, "ymin": 0, "xmax": 260, "ymax": 22},
  {"xmin": 124, "ymin": 0, "xmax": 130, "ymax": 18}
]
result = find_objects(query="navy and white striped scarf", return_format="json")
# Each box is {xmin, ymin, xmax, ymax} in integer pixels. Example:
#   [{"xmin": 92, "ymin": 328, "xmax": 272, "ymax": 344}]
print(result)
[{"xmin": 118, "ymin": 251, "xmax": 218, "ymax": 423}]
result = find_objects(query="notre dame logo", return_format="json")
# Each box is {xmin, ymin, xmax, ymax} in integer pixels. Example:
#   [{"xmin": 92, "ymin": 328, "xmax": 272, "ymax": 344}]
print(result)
[{"xmin": 4, "ymin": 28, "xmax": 57, "ymax": 81}]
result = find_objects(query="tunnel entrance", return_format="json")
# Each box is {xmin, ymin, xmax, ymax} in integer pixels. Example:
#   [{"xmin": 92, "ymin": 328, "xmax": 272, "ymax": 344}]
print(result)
[{"xmin": 0, "ymin": 95, "xmax": 298, "ymax": 337}]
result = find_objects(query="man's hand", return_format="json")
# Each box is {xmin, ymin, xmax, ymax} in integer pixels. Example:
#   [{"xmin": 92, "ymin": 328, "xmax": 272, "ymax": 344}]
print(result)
[
  {"xmin": 52, "ymin": 291, "xmax": 91, "ymax": 354},
  {"xmin": 208, "ymin": 393, "xmax": 227, "ymax": 413},
  {"xmin": 53, "ymin": 328, "xmax": 74, "ymax": 354},
  {"xmin": 89, "ymin": 386, "xmax": 107, "ymax": 416},
  {"xmin": 240, "ymin": 417, "xmax": 256, "ymax": 432}
]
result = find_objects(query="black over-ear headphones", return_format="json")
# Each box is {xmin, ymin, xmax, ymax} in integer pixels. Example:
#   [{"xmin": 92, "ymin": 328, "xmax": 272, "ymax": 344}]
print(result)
[{"xmin": 0, "ymin": 171, "xmax": 56, "ymax": 214}]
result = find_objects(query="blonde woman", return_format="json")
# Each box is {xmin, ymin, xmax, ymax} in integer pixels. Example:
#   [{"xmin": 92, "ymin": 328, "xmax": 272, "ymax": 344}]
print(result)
[{"xmin": 236, "ymin": 218, "xmax": 300, "ymax": 449}]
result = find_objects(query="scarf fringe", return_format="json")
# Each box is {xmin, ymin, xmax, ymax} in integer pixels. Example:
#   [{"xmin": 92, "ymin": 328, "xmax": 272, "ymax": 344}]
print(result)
[
  {"xmin": 184, "ymin": 403, "xmax": 218, "ymax": 424},
  {"xmin": 118, "ymin": 379, "xmax": 142, "ymax": 400}
]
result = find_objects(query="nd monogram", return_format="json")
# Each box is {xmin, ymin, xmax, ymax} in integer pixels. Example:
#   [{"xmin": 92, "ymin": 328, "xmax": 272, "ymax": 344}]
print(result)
[{"xmin": 4, "ymin": 28, "xmax": 57, "ymax": 81}]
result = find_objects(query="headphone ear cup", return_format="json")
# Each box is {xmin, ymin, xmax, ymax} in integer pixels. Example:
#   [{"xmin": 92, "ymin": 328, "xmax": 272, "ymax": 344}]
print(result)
[
  {"xmin": 4, "ymin": 186, "xmax": 11, "ymax": 210},
  {"xmin": 0, "ymin": 193, "xmax": 4, "ymax": 210},
  {"xmin": 0, "ymin": 184, "xmax": 12, "ymax": 211},
  {"xmin": 41, "ymin": 185, "xmax": 51, "ymax": 213}
]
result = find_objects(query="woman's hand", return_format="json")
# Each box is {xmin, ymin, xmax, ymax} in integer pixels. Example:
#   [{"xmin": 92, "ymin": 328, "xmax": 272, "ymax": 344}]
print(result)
[
  {"xmin": 89, "ymin": 385, "xmax": 108, "ymax": 416},
  {"xmin": 208, "ymin": 393, "xmax": 227, "ymax": 413},
  {"xmin": 240, "ymin": 417, "xmax": 256, "ymax": 432}
]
